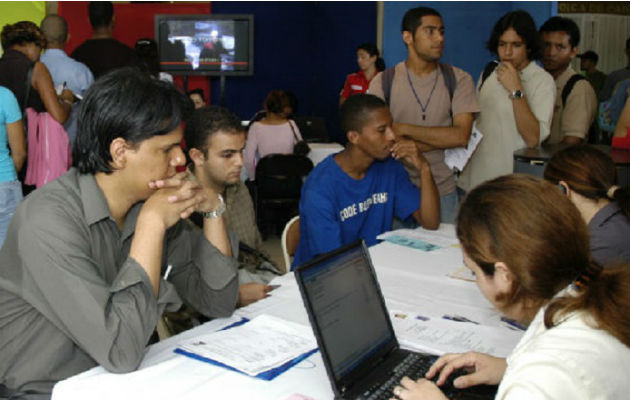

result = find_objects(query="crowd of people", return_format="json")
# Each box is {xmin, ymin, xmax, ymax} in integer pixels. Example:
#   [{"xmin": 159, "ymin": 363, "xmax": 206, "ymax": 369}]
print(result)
[{"xmin": 0, "ymin": 3, "xmax": 629, "ymax": 400}]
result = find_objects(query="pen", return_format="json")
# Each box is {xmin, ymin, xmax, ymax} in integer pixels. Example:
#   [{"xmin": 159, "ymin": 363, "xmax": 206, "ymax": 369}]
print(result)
[
  {"xmin": 501, "ymin": 317, "xmax": 526, "ymax": 331},
  {"xmin": 442, "ymin": 314, "xmax": 479, "ymax": 324},
  {"xmin": 164, "ymin": 264, "xmax": 173, "ymax": 280}
]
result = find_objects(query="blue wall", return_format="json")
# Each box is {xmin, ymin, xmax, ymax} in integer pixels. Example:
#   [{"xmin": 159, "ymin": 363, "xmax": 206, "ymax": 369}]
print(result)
[
  {"xmin": 210, "ymin": 2, "xmax": 377, "ymax": 141},
  {"xmin": 382, "ymin": 2, "xmax": 556, "ymax": 82}
]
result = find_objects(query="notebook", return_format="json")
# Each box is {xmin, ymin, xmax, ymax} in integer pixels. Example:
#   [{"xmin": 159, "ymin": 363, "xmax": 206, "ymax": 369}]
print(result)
[{"xmin": 294, "ymin": 240, "xmax": 497, "ymax": 400}]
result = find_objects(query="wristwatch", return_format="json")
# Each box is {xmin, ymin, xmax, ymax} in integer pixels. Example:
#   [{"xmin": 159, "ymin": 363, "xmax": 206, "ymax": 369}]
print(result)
[
  {"xmin": 509, "ymin": 89, "xmax": 525, "ymax": 100},
  {"xmin": 202, "ymin": 194, "xmax": 226, "ymax": 219}
]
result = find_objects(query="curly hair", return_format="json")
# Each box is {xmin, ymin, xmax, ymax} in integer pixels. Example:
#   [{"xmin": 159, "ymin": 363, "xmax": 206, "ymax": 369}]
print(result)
[{"xmin": 1, "ymin": 21, "xmax": 46, "ymax": 50}]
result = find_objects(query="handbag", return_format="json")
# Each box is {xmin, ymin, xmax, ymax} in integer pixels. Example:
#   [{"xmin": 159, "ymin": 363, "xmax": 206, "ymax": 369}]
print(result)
[{"xmin": 288, "ymin": 119, "xmax": 310, "ymax": 156}]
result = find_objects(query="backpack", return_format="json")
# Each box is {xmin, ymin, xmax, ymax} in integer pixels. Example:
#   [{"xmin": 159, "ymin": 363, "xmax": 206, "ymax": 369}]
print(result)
[{"xmin": 381, "ymin": 63, "xmax": 457, "ymax": 116}]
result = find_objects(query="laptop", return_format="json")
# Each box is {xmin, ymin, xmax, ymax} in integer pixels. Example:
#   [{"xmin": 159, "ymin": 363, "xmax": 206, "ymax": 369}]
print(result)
[
  {"xmin": 293, "ymin": 116, "xmax": 329, "ymax": 143},
  {"xmin": 294, "ymin": 240, "xmax": 497, "ymax": 400}
]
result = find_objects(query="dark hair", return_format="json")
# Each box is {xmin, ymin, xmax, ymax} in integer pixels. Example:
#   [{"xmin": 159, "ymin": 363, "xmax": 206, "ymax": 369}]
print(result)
[
  {"xmin": 40, "ymin": 14, "xmax": 68, "ymax": 46},
  {"xmin": 401, "ymin": 7, "xmax": 441, "ymax": 35},
  {"xmin": 184, "ymin": 105, "xmax": 244, "ymax": 156},
  {"xmin": 540, "ymin": 16, "xmax": 580, "ymax": 47},
  {"xmin": 1, "ymin": 21, "xmax": 46, "ymax": 50},
  {"xmin": 486, "ymin": 10, "xmax": 543, "ymax": 61},
  {"xmin": 89, "ymin": 1, "xmax": 114, "ymax": 29},
  {"xmin": 263, "ymin": 90, "xmax": 293, "ymax": 114},
  {"xmin": 73, "ymin": 67, "xmax": 192, "ymax": 174},
  {"xmin": 626, "ymin": 36, "xmax": 630, "ymax": 51},
  {"xmin": 339, "ymin": 93, "xmax": 388, "ymax": 134},
  {"xmin": 457, "ymin": 174, "xmax": 630, "ymax": 347},
  {"xmin": 135, "ymin": 38, "xmax": 160, "ymax": 77},
  {"xmin": 357, "ymin": 42, "xmax": 386, "ymax": 72},
  {"xmin": 544, "ymin": 144, "xmax": 629, "ymax": 220},
  {"xmin": 187, "ymin": 88, "xmax": 205, "ymax": 101}
]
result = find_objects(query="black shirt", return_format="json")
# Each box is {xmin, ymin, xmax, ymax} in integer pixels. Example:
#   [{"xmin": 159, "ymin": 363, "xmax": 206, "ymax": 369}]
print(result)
[{"xmin": 71, "ymin": 38, "xmax": 138, "ymax": 79}]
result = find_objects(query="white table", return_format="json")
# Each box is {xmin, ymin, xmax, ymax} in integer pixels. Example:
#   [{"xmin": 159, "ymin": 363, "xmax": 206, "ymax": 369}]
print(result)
[
  {"xmin": 307, "ymin": 142, "xmax": 343, "ymax": 166},
  {"xmin": 52, "ymin": 225, "xmax": 515, "ymax": 400}
]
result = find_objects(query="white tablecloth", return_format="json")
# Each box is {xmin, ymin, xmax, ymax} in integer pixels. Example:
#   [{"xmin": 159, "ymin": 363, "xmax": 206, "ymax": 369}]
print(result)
[{"xmin": 307, "ymin": 142, "xmax": 343, "ymax": 166}]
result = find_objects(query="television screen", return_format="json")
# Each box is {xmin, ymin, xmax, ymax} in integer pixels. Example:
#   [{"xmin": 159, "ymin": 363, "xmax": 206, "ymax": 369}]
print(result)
[{"xmin": 155, "ymin": 14, "xmax": 253, "ymax": 76}]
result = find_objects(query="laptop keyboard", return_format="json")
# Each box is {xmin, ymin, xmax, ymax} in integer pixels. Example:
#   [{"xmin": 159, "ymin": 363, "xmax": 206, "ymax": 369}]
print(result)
[{"xmin": 361, "ymin": 353, "xmax": 458, "ymax": 400}]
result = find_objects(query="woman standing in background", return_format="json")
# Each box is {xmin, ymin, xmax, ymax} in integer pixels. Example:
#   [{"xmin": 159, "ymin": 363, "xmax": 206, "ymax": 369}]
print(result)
[{"xmin": 339, "ymin": 43, "xmax": 385, "ymax": 107}]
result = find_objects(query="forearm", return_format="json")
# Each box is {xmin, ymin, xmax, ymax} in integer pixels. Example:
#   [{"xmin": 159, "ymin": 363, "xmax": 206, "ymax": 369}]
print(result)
[
  {"xmin": 397, "ymin": 123, "xmax": 471, "ymax": 148},
  {"xmin": 414, "ymin": 164, "xmax": 440, "ymax": 229},
  {"xmin": 129, "ymin": 214, "xmax": 166, "ymax": 296},
  {"xmin": 203, "ymin": 216, "xmax": 233, "ymax": 257},
  {"xmin": 512, "ymin": 99, "xmax": 540, "ymax": 147}
]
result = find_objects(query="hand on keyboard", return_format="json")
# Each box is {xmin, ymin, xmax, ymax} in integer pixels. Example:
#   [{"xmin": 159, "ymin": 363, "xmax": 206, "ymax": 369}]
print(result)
[
  {"xmin": 425, "ymin": 351, "xmax": 506, "ymax": 389},
  {"xmin": 391, "ymin": 376, "xmax": 448, "ymax": 400}
]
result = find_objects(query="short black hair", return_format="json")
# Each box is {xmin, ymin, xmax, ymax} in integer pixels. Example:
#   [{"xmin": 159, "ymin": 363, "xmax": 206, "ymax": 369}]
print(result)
[
  {"xmin": 486, "ymin": 10, "xmax": 543, "ymax": 61},
  {"xmin": 187, "ymin": 88, "xmax": 205, "ymax": 101},
  {"xmin": 540, "ymin": 16, "xmax": 580, "ymax": 47},
  {"xmin": 73, "ymin": 67, "xmax": 192, "ymax": 174},
  {"xmin": 184, "ymin": 106, "xmax": 244, "ymax": 155},
  {"xmin": 339, "ymin": 94, "xmax": 388, "ymax": 134},
  {"xmin": 401, "ymin": 7, "xmax": 441, "ymax": 35},
  {"xmin": 89, "ymin": 1, "xmax": 114, "ymax": 29}
]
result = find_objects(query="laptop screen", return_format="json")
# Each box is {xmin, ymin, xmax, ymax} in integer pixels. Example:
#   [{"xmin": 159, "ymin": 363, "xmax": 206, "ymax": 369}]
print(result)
[{"xmin": 296, "ymin": 241, "xmax": 395, "ymax": 382}]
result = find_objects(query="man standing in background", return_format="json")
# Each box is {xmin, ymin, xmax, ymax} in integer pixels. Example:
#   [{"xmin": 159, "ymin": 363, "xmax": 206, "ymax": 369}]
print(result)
[
  {"xmin": 579, "ymin": 50, "xmax": 607, "ymax": 99},
  {"xmin": 540, "ymin": 16, "xmax": 597, "ymax": 145},
  {"xmin": 369, "ymin": 7, "xmax": 478, "ymax": 223},
  {"xmin": 71, "ymin": 1, "xmax": 138, "ymax": 78},
  {"xmin": 40, "ymin": 14, "xmax": 93, "ymax": 144}
]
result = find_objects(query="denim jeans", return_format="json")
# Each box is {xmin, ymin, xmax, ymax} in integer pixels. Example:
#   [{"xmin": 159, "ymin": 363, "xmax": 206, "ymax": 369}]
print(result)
[{"xmin": 0, "ymin": 180, "xmax": 23, "ymax": 248}]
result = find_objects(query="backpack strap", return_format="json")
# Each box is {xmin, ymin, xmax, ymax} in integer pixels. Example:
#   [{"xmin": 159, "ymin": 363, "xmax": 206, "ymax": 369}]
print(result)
[
  {"xmin": 381, "ymin": 67, "xmax": 396, "ymax": 105},
  {"xmin": 479, "ymin": 61, "xmax": 498, "ymax": 91},
  {"xmin": 562, "ymin": 74, "xmax": 587, "ymax": 108},
  {"xmin": 439, "ymin": 63, "xmax": 456, "ymax": 102}
]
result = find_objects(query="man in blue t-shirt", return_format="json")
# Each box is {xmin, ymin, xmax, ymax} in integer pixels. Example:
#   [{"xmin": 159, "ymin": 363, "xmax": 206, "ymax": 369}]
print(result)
[{"xmin": 292, "ymin": 94, "xmax": 440, "ymax": 268}]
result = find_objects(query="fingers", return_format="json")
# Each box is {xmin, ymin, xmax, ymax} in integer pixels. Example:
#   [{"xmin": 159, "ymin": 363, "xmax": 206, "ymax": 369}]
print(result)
[
  {"xmin": 425, "ymin": 353, "xmax": 460, "ymax": 379},
  {"xmin": 148, "ymin": 171, "xmax": 190, "ymax": 189}
]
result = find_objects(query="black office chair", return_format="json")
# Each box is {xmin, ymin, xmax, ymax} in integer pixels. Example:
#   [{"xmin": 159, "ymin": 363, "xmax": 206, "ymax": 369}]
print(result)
[{"xmin": 254, "ymin": 154, "xmax": 313, "ymax": 238}]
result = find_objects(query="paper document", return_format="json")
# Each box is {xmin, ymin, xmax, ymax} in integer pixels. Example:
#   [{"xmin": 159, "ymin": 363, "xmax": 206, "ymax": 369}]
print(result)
[
  {"xmin": 444, "ymin": 122, "xmax": 483, "ymax": 171},
  {"xmin": 378, "ymin": 228, "xmax": 459, "ymax": 248},
  {"xmin": 176, "ymin": 314, "xmax": 317, "ymax": 377},
  {"xmin": 391, "ymin": 311, "xmax": 523, "ymax": 358}
]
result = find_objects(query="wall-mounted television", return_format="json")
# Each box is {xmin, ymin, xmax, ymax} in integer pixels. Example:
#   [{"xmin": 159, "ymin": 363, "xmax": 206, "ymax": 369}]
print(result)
[{"xmin": 155, "ymin": 14, "xmax": 253, "ymax": 76}]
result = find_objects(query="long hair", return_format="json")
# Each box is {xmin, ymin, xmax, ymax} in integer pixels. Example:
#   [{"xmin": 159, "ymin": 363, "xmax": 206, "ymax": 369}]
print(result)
[
  {"xmin": 544, "ymin": 144, "xmax": 629, "ymax": 220},
  {"xmin": 457, "ymin": 174, "xmax": 630, "ymax": 346},
  {"xmin": 486, "ymin": 10, "xmax": 543, "ymax": 61}
]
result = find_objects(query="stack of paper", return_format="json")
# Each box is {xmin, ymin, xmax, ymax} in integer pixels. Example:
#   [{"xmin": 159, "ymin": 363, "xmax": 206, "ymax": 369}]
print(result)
[
  {"xmin": 176, "ymin": 314, "xmax": 317, "ymax": 378},
  {"xmin": 390, "ymin": 311, "xmax": 523, "ymax": 358}
]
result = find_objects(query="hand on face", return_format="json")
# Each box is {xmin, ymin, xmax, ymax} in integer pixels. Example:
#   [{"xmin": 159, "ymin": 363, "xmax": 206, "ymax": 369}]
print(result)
[
  {"xmin": 496, "ymin": 62, "xmax": 523, "ymax": 94},
  {"xmin": 142, "ymin": 171, "xmax": 208, "ymax": 230},
  {"xmin": 391, "ymin": 138, "xmax": 428, "ymax": 171},
  {"xmin": 425, "ymin": 351, "xmax": 507, "ymax": 388}
]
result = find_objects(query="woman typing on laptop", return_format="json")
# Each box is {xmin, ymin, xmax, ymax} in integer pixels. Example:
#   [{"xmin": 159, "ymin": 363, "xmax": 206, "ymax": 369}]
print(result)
[{"xmin": 391, "ymin": 174, "xmax": 630, "ymax": 400}]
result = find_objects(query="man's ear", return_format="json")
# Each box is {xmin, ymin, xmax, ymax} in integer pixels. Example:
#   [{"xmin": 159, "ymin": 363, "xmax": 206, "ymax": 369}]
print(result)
[
  {"xmin": 402, "ymin": 30, "xmax": 413, "ymax": 46},
  {"xmin": 347, "ymin": 130, "xmax": 361, "ymax": 145},
  {"xmin": 109, "ymin": 137, "xmax": 128, "ymax": 169},
  {"xmin": 188, "ymin": 147, "xmax": 206, "ymax": 166},
  {"xmin": 493, "ymin": 261, "xmax": 514, "ymax": 293},
  {"xmin": 569, "ymin": 46, "xmax": 579, "ymax": 60}
]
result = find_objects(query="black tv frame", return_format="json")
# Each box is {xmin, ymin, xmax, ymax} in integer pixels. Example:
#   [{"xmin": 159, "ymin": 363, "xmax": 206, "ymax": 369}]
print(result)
[{"xmin": 154, "ymin": 13, "xmax": 254, "ymax": 77}]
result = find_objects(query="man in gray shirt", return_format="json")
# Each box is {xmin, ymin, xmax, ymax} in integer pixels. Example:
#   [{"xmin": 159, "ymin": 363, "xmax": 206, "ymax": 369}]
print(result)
[{"xmin": 0, "ymin": 68, "xmax": 239, "ymax": 398}]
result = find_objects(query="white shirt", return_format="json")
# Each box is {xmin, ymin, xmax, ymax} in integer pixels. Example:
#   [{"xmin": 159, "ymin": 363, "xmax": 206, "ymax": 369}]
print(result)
[{"xmin": 497, "ymin": 297, "xmax": 630, "ymax": 399}]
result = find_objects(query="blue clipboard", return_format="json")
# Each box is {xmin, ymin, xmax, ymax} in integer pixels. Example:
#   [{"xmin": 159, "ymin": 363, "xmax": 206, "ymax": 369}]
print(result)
[{"xmin": 173, "ymin": 317, "xmax": 319, "ymax": 381}]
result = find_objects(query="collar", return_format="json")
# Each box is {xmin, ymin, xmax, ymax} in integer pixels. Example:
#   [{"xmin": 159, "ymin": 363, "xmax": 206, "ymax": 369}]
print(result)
[
  {"xmin": 588, "ymin": 202, "xmax": 622, "ymax": 229},
  {"xmin": 78, "ymin": 172, "xmax": 113, "ymax": 226},
  {"xmin": 43, "ymin": 48, "xmax": 68, "ymax": 57},
  {"xmin": 555, "ymin": 65, "xmax": 577, "ymax": 87}
]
